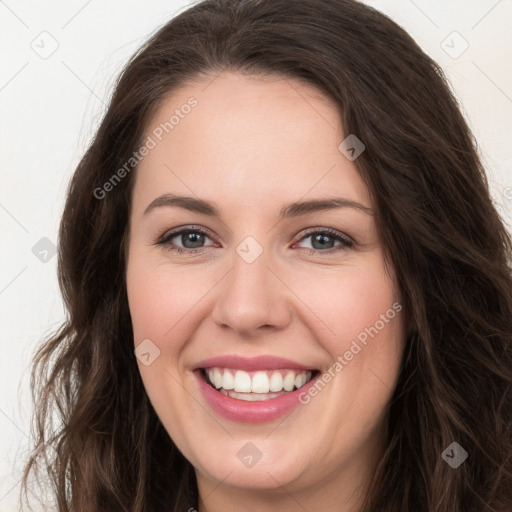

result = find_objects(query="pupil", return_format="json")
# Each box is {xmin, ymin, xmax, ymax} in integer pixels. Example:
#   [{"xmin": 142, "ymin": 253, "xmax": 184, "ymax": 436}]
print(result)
[
  {"xmin": 180, "ymin": 232, "xmax": 334, "ymax": 250},
  {"xmin": 183, "ymin": 231, "xmax": 204, "ymax": 248},
  {"xmin": 312, "ymin": 233, "xmax": 334, "ymax": 250}
]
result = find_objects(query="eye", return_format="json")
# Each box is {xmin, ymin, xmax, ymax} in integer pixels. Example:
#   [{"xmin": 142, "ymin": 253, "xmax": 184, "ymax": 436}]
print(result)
[
  {"xmin": 156, "ymin": 226, "xmax": 217, "ymax": 254},
  {"xmin": 155, "ymin": 226, "xmax": 354, "ymax": 255},
  {"xmin": 293, "ymin": 228, "xmax": 353, "ymax": 254}
]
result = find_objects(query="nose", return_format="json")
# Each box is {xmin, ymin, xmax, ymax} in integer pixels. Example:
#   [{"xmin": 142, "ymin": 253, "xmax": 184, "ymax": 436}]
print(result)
[{"xmin": 211, "ymin": 246, "xmax": 293, "ymax": 336}]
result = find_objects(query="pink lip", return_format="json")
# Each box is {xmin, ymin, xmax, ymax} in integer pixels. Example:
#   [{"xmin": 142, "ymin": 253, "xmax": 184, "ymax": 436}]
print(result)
[
  {"xmin": 192, "ymin": 355, "xmax": 316, "ymax": 371},
  {"xmin": 193, "ymin": 369, "xmax": 321, "ymax": 423}
]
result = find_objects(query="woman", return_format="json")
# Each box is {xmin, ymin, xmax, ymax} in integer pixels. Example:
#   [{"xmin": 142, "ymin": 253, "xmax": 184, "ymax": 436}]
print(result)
[{"xmin": 20, "ymin": 0, "xmax": 512, "ymax": 510}]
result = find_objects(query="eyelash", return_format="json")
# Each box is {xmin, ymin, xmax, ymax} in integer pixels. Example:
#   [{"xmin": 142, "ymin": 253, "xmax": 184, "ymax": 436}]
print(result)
[{"xmin": 155, "ymin": 225, "xmax": 354, "ymax": 256}]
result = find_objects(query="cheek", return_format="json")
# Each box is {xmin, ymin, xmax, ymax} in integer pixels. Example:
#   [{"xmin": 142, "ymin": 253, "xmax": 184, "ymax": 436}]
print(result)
[
  {"xmin": 292, "ymin": 256, "xmax": 400, "ymax": 344},
  {"xmin": 293, "ymin": 255, "xmax": 404, "ymax": 405},
  {"xmin": 126, "ymin": 257, "xmax": 205, "ymax": 435},
  {"xmin": 127, "ymin": 249, "xmax": 401, "ymax": 358},
  {"xmin": 126, "ymin": 256, "xmax": 214, "ymax": 350}
]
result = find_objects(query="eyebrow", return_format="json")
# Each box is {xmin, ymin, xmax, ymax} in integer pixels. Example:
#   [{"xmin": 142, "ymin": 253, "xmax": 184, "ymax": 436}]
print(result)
[{"xmin": 143, "ymin": 193, "xmax": 374, "ymax": 219}]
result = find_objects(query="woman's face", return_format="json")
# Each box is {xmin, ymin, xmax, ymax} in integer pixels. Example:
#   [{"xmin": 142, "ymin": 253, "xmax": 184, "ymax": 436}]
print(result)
[{"xmin": 126, "ymin": 71, "xmax": 406, "ymax": 508}]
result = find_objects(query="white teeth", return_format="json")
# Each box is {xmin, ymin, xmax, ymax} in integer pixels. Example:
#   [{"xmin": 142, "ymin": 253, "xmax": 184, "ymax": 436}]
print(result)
[
  {"xmin": 269, "ymin": 372, "xmax": 284, "ymax": 392},
  {"xmin": 233, "ymin": 370, "xmax": 252, "ymax": 393},
  {"xmin": 220, "ymin": 389, "xmax": 289, "ymax": 401},
  {"xmin": 213, "ymin": 368, "xmax": 223, "ymax": 389},
  {"xmin": 294, "ymin": 372, "xmax": 307, "ymax": 389},
  {"xmin": 222, "ymin": 370, "xmax": 234, "ymax": 390},
  {"xmin": 251, "ymin": 371, "xmax": 270, "ymax": 393},
  {"xmin": 283, "ymin": 372, "xmax": 295, "ymax": 391},
  {"xmin": 205, "ymin": 367, "xmax": 313, "ymax": 394}
]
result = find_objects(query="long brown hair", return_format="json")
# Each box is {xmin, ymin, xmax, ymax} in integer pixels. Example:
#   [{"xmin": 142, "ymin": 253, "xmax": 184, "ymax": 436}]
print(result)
[{"xmin": 20, "ymin": 0, "xmax": 512, "ymax": 510}]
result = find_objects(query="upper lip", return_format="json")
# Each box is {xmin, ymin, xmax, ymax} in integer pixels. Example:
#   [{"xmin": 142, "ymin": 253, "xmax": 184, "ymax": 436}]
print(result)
[{"xmin": 192, "ymin": 355, "xmax": 317, "ymax": 372}]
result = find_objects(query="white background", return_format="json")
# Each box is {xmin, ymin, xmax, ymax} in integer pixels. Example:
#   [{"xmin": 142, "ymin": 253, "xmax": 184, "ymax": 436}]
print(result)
[{"xmin": 1, "ymin": 0, "xmax": 511, "ymax": 509}]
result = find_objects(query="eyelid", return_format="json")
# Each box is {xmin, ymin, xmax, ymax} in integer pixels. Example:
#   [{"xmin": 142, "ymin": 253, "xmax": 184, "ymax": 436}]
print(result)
[
  {"xmin": 156, "ymin": 225, "xmax": 354, "ymax": 254},
  {"xmin": 294, "ymin": 226, "xmax": 354, "ymax": 246},
  {"xmin": 158, "ymin": 224, "xmax": 215, "ymax": 241},
  {"xmin": 156, "ymin": 225, "xmax": 217, "ymax": 248}
]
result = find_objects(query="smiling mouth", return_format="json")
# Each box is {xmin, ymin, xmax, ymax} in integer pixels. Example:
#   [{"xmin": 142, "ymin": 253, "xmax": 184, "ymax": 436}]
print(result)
[{"xmin": 200, "ymin": 367, "xmax": 319, "ymax": 402}]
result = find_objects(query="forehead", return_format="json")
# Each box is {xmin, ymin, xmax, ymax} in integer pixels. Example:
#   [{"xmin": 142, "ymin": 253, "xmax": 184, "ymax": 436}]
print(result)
[{"xmin": 131, "ymin": 71, "xmax": 371, "ymax": 216}]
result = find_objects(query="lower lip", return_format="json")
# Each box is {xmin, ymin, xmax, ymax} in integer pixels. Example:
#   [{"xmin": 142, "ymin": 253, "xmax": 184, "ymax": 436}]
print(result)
[{"xmin": 194, "ymin": 370, "xmax": 320, "ymax": 423}]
